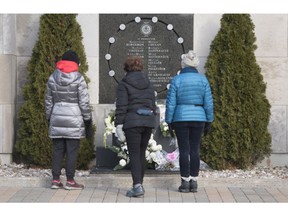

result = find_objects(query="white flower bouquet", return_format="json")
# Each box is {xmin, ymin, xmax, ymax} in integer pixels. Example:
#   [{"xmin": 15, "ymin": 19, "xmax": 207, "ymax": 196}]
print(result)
[
  {"xmin": 160, "ymin": 121, "xmax": 170, "ymax": 137},
  {"xmin": 103, "ymin": 109, "xmax": 180, "ymax": 171},
  {"xmin": 103, "ymin": 110, "xmax": 116, "ymax": 148}
]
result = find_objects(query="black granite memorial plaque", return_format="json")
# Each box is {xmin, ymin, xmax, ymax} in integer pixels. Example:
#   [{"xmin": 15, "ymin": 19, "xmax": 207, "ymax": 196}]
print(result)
[
  {"xmin": 99, "ymin": 14, "xmax": 193, "ymax": 104},
  {"xmin": 95, "ymin": 14, "xmax": 194, "ymax": 170}
]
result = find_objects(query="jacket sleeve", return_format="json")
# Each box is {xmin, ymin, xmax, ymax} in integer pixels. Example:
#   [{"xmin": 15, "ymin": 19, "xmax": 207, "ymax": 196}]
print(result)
[
  {"xmin": 78, "ymin": 76, "xmax": 92, "ymax": 121},
  {"xmin": 44, "ymin": 80, "xmax": 53, "ymax": 120},
  {"xmin": 165, "ymin": 78, "xmax": 177, "ymax": 123},
  {"xmin": 115, "ymin": 82, "xmax": 128, "ymax": 126},
  {"xmin": 203, "ymin": 78, "xmax": 214, "ymax": 122}
]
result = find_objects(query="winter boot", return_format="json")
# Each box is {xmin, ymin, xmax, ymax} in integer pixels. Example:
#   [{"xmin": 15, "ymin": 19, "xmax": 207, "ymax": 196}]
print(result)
[
  {"xmin": 178, "ymin": 179, "xmax": 190, "ymax": 193},
  {"xmin": 126, "ymin": 184, "xmax": 145, "ymax": 197},
  {"xmin": 190, "ymin": 179, "xmax": 198, "ymax": 192}
]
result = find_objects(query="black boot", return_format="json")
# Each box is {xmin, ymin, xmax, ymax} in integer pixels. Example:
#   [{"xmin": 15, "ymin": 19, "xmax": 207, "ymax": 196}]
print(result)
[
  {"xmin": 178, "ymin": 179, "xmax": 190, "ymax": 193},
  {"xmin": 190, "ymin": 179, "xmax": 198, "ymax": 193},
  {"xmin": 126, "ymin": 184, "xmax": 144, "ymax": 197}
]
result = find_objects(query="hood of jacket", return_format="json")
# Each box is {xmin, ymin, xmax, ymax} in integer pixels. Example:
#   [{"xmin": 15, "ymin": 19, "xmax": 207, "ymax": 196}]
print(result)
[
  {"xmin": 122, "ymin": 71, "xmax": 150, "ymax": 89},
  {"xmin": 180, "ymin": 66, "xmax": 199, "ymax": 74},
  {"xmin": 53, "ymin": 60, "xmax": 81, "ymax": 86}
]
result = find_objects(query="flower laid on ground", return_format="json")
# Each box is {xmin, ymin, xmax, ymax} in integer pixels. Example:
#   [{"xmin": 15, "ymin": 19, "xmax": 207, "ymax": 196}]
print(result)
[
  {"xmin": 160, "ymin": 121, "xmax": 170, "ymax": 137},
  {"xmin": 108, "ymin": 141, "xmax": 130, "ymax": 170},
  {"xmin": 103, "ymin": 110, "xmax": 116, "ymax": 147},
  {"xmin": 145, "ymin": 134, "xmax": 164, "ymax": 166},
  {"xmin": 119, "ymin": 159, "xmax": 127, "ymax": 167},
  {"xmin": 153, "ymin": 138, "xmax": 180, "ymax": 171},
  {"xmin": 158, "ymin": 108, "xmax": 174, "ymax": 138},
  {"xmin": 108, "ymin": 133, "xmax": 165, "ymax": 170},
  {"xmin": 103, "ymin": 109, "xmax": 180, "ymax": 171},
  {"xmin": 166, "ymin": 150, "xmax": 178, "ymax": 162}
]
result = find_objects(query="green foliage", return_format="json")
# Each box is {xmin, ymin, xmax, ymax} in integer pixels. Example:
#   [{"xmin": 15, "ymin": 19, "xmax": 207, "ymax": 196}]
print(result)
[
  {"xmin": 201, "ymin": 14, "xmax": 272, "ymax": 170},
  {"xmin": 15, "ymin": 14, "xmax": 95, "ymax": 169}
]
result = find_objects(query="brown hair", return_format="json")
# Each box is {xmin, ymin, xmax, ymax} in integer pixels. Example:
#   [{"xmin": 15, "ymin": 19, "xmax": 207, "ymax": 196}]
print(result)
[{"xmin": 123, "ymin": 56, "xmax": 144, "ymax": 72}]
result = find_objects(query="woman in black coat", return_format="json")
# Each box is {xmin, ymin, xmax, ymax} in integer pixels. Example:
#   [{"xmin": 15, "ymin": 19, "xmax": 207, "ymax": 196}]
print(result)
[{"xmin": 115, "ymin": 56, "xmax": 157, "ymax": 197}]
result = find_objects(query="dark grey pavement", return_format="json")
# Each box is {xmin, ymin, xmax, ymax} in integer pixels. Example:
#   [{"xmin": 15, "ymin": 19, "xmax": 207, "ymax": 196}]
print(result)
[{"xmin": 1, "ymin": 172, "xmax": 288, "ymax": 203}]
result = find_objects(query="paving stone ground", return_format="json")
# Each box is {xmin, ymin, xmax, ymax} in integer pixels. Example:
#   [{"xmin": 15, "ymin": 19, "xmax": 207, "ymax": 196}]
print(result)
[
  {"xmin": 0, "ymin": 170, "xmax": 287, "ymax": 216},
  {"xmin": 0, "ymin": 173, "xmax": 287, "ymax": 204}
]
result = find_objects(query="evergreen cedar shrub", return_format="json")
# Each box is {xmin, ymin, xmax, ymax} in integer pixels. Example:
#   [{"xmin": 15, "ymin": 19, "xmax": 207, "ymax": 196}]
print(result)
[
  {"xmin": 15, "ymin": 14, "xmax": 95, "ymax": 169},
  {"xmin": 201, "ymin": 14, "xmax": 272, "ymax": 170}
]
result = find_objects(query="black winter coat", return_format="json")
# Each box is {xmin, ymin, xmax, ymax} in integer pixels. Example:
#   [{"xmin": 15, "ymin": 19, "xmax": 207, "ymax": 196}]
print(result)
[{"xmin": 115, "ymin": 71, "xmax": 156, "ymax": 130}]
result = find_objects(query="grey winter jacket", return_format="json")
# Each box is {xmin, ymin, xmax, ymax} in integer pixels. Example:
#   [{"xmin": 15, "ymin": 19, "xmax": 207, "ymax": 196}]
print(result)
[{"xmin": 45, "ymin": 63, "xmax": 91, "ymax": 139}]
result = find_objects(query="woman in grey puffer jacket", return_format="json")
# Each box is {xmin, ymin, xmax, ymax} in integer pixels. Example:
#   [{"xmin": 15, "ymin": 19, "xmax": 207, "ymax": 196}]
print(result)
[{"xmin": 45, "ymin": 50, "xmax": 92, "ymax": 190}]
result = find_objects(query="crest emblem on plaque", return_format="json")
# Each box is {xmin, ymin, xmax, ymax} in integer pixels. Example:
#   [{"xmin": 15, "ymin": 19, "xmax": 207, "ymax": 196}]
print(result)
[{"xmin": 140, "ymin": 23, "xmax": 152, "ymax": 36}]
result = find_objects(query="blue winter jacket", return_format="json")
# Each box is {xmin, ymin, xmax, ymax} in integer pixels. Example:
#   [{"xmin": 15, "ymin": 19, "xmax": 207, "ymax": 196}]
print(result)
[{"xmin": 165, "ymin": 67, "xmax": 214, "ymax": 123}]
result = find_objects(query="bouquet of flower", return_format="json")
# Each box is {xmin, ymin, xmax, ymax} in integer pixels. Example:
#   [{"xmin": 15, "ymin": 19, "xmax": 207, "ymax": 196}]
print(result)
[
  {"xmin": 108, "ymin": 142, "xmax": 130, "ymax": 170},
  {"xmin": 145, "ymin": 134, "xmax": 165, "ymax": 166},
  {"xmin": 160, "ymin": 121, "xmax": 170, "ymax": 137},
  {"xmin": 103, "ymin": 110, "xmax": 166, "ymax": 170},
  {"xmin": 103, "ymin": 106, "xmax": 207, "ymax": 171},
  {"xmin": 154, "ymin": 137, "xmax": 180, "ymax": 171},
  {"xmin": 108, "ymin": 134, "xmax": 165, "ymax": 170},
  {"xmin": 103, "ymin": 110, "xmax": 116, "ymax": 148}
]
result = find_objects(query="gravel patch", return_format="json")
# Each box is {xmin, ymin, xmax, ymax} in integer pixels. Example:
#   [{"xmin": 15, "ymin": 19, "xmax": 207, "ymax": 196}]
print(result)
[{"xmin": 0, "ymin": 162, "xmax": 287, "ymax": 180}]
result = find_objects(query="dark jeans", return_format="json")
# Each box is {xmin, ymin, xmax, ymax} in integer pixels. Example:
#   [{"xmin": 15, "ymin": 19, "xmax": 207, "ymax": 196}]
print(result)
[
  {"xmin": 124, "ymin": 127, "xmax": 152, "ymax": 185},
  {"xmin": 173, "ymin": 121, "xmax": 205, "ymax": 178},
  {"xmin": 52, "ymin": 138, "xmax": 80, "ymax": 181}
]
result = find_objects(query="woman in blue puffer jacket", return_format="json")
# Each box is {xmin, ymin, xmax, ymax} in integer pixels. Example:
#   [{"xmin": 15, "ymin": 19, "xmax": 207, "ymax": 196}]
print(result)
[{"xmin": 165, "ymin": 50, "xmax": 214, "ymax": 193}]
